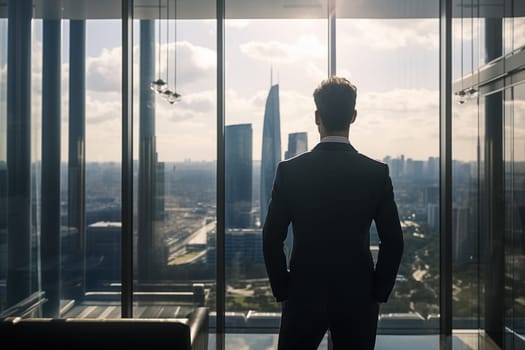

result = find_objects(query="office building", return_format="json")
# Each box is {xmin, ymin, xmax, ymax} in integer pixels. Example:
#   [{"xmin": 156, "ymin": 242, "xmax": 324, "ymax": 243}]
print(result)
[
  {"xmin": 225, "ymin": 124, "xmax": 253, "ymax": 228},
  {"xmin": 225, "ymin": 228, "xmax": 264, "ymax": 267},
  {"xmin": 260, "ymin": 84, "xmax": 281, "ymax": 227},
  {"xmin": 85, "ymin": 221, "xmax": 121, "ymax": 289},
  {"xmin": 284, "ymin": 132, "xmax": 308, "ymax": 160}
]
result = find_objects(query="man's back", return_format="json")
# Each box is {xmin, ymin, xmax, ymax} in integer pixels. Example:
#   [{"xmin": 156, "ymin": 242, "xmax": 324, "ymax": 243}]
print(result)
[{"xmin": 264, "ymin": 142, "xmax": 403, "ymax": 312}]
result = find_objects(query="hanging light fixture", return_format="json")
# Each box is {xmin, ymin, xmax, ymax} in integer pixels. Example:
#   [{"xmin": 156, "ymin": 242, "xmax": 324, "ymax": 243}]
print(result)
[
  {"xmin": 151, "ymin": 0, "xmax": 167, "ymax": 93},
  {"xmin": 170, "ymin": 0, "xmax": 182, "ymax": 103},
  {"xmin": 162, "ymin": 0, "xmax": 181, "ymax": 104}
]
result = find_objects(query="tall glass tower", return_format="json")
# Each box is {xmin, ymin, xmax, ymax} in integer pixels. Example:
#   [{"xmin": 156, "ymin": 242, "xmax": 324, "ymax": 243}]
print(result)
[
  {"xmin": 225, "ymin": 124, "xmax": 253, "ymax": 228},
  {"xmin": 260, "ymin": 84, "xmax": 281, "ymax": 227},
  {"xmin": 285, "ymin": 132, "xmax": 308, "ymax": 160}
]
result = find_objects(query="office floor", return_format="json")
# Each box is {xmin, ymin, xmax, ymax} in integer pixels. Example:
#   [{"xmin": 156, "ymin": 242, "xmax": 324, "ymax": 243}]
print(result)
[{"xmin": 209, "ymin": 333, "xmax": 502, "ymax": 350}]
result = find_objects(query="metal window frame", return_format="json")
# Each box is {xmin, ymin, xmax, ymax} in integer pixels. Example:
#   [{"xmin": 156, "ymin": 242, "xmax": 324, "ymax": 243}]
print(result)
[
  {"xmin": 121, "ymin": 0, "xmax": 134, "ymax": 319},
  {"xmin": 439, "ymin": 0, "xmax": 452, "ymax": 349},
  {"xmin": 216, "ymin": 0, "xmax": 226, "ymax": 349}
]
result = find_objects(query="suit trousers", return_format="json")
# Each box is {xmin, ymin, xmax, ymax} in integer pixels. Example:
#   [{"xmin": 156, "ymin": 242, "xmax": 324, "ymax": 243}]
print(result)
[{"xmin": 277, "ymin": 300, "xmax": 380, "ymax": 350}]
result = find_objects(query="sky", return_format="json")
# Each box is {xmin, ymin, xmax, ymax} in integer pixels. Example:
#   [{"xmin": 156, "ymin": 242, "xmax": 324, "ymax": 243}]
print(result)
[{"xmin": 0, "ymin": 16, "xmax": 449, "ymax": 163}]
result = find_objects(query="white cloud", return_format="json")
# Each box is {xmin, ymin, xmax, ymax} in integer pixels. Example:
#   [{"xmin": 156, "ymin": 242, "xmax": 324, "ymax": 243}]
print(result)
[
  {"xmin": 240, "ymin": 35, "xmax": 325, "ymax": 64},
  {"xmin": 85, "ymin": 93, "xmax": 121, "ymax": 124},
  {"xmin": 339, "ymin": 19, "xmax": 439, "ymax": 50},
  {"xmin": 351, "ymin": 88, "xmax": 440, "ymax": 160},
  {"xmin": 152, "ymin": 89, "xmax": 217, "ymax": 162},
  {"xmin": 161, "ymin": 41, "xmax": 216, "ymax": 85},
  {"xmin": 87, "ymin": 47, "xmax": 122, "ymax": 92},
  {"xmin": 86, "ymin": 40, "xmax": 216, "ymax": 94},
  {"xmin": 358, "ymin": 88, "xmax": 438, "ymax": 114}
]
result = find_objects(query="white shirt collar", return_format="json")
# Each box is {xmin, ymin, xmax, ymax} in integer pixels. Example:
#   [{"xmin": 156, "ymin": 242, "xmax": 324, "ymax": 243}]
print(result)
[{"xmin": 320, "ymin": 136, "xmax": 350, "ymax": 144}]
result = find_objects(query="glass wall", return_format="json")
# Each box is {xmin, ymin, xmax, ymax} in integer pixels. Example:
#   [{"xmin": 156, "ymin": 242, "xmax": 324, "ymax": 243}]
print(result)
[
  {"xmin": 337, "ymin": 14, "xmax": 440, "ymax": 332},
  {"xmin": 73, "ymin": 19, "xmax": 123, "ymax": 314},
  {"xmin": 0, "ymin": 0, "xmax": 45, "ymax": 317},
  {"xmin": 451, "ymin": 0, "xmax": 525, "ymax": 349},
  {"xmin": 451, "ymin": 0, "xmax": 483, "ymax": 335},
  {"xmin": 0, "ymin": 0, "xmax": 125, "ymax": 319},
  {"xmin": 503, "ymin": 83, "xmax": 525, "ymax": 348},
  {"xmin": 223, "ymin": 10, "xmax": 328, "ymax": 335},
  {"xmin": 504, "ymin": 1, "xmax": 525, "ymax": 55},
  {"xmin": 131, "ymin": 1, "xmax": 217, "ymax": 319}
]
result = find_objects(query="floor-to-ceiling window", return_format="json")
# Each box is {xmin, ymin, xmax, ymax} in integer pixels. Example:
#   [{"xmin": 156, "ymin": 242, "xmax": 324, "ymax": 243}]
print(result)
[
  {"xmin": 337, "ymin": 10, "xmax": 440, "ymax": 335},
  {"xmin": 503, "ymin": 82, "xmax": 525, "ymax": 349},
  {"xmin": 223, "ymin": 3, "xmax": 329, "ymax": 347},
  {"xmin": 451, "ymin": 0, "xmax": 525, "ymax": 349},
  {"xmin": 451, "ymin": 0, "xmax": 484, "ymax": 340},
  {"xmin": 130, "ymin": 0, "xmax": 217, "ymax": 319}
]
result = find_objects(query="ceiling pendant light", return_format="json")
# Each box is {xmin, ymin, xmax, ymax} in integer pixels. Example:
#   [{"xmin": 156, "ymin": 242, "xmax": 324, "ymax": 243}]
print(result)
[
  {"xmin": 151, "ymin": 0, "xmax": 167, "ymax": 93},
  {"xmin": 162, "ymin": 0, "xmax": 181, "ymax": 104}
]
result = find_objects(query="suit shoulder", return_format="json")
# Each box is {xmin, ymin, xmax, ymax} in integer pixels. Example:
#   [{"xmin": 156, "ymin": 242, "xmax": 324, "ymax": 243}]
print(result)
[
  {"xmin": 355, "ymin": 153, "xmax": 388, "ymax": 170},
  {"xmin": 279, "ymin": 151, "xmax": 313, "ymax": 166}
]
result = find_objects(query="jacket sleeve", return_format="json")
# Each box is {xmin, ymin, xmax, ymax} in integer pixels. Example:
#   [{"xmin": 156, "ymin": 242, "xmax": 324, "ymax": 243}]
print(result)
[
  {"xmin": 372, "ymin": 165, "xmax": 404, "ymax": 303},
  {"xmin": 262, "ymin": 163, "xmax": 291, "ymax": 302}
]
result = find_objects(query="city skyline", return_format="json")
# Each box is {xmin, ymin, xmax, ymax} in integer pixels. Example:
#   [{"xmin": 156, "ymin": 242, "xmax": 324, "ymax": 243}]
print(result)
[{"xmin": 0, "ymin": 19, "xmax": 443, "ymax": 164}]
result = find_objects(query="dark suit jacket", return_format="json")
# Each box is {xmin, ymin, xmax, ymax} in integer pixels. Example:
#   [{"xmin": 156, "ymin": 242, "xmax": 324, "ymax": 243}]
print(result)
[{"xmin": 262, "ymin": 142, "xmax": 404, "ymax": 311}]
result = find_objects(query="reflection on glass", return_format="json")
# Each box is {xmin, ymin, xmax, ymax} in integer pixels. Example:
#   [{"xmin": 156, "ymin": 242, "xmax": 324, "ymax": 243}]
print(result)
[
  {"xmin": 505, "ymin": 84, "xmax": 525, "ymax": 342},
  {"xmin": 451, "ymin": 93, "xmax": 480, "ymax": 329}
]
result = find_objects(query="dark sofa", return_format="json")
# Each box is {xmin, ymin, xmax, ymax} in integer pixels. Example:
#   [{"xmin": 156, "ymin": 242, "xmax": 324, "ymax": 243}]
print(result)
[{"xmin": 0, "ymin": 307, "xmax": 209, "ymax": 349}]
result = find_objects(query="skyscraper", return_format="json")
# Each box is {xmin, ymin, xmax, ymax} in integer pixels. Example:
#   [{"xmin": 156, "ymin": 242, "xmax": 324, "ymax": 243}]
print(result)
[
  {"xmin": 226, "ymin": 124, "xmax": 253, "ymax": 228},
  {"xmin": 285, "ymin": 132, "xmax": 308, "ymax": 160},
  {"xmin": 260, "ymin": 84, "xmax": 281, "ymax": 227},
  {"xmin": 138, "ymin": 20, "xmax": 161, "ymax": 279}
]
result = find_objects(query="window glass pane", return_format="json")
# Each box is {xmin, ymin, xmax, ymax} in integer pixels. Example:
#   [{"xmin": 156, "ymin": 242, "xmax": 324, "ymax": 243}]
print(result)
[
  {"xmin": 224, "ymin": 15, "xmax": 328, "ymax": 333},
  {"xmin": 506, "ymin": 83, "xmax": 525, "ymax": 342},
  {"xmin": 503, "ymin": 17, "xmax": 514, "ymax": 54},
  {"xmin": 1, "ymin": 2, "xmax": 45, "ymax": 316},
  {"xmin": 451, "ymin": 0, "xmax": 483, "ymax": 331},
  {"xmin": 451, "ymin": 93, "xmax": 481, "ymax": 329},
  {"xmin": 83, "ymin": 19, "xmax": 122, "ymax": 298},
  {"xmin": 337, "ymin": 17, "xmax": 440, "ymax": 331},
  {"xmin": 132, "ymin": 1, "xmax": 217, "ymax": 321},
  {"xmin": 31, "ymin": 19, "xmax": 43, "ymax": 309}
]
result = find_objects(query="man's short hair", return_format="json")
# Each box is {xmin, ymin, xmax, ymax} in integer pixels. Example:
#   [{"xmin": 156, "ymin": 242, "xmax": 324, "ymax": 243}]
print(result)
[{"xmin": 313, "ymin": 76, "xmax": 357, "ymax": 132}]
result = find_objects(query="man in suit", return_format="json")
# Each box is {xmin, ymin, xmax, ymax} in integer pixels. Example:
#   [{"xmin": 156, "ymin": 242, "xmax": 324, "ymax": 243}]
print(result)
[{"xmin": 262, "ymin": 76, "xmax": 404, "ymax": 350}]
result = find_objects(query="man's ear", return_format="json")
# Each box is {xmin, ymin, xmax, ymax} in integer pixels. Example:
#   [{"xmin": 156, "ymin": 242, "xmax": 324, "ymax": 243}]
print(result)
[
  {"xmin": 315, "ymin": 110, "xmax": 321, "ymax": 125},
  {"xmin": 350, "ymin": 110, "xmax": 357, "ymax": 124}
]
